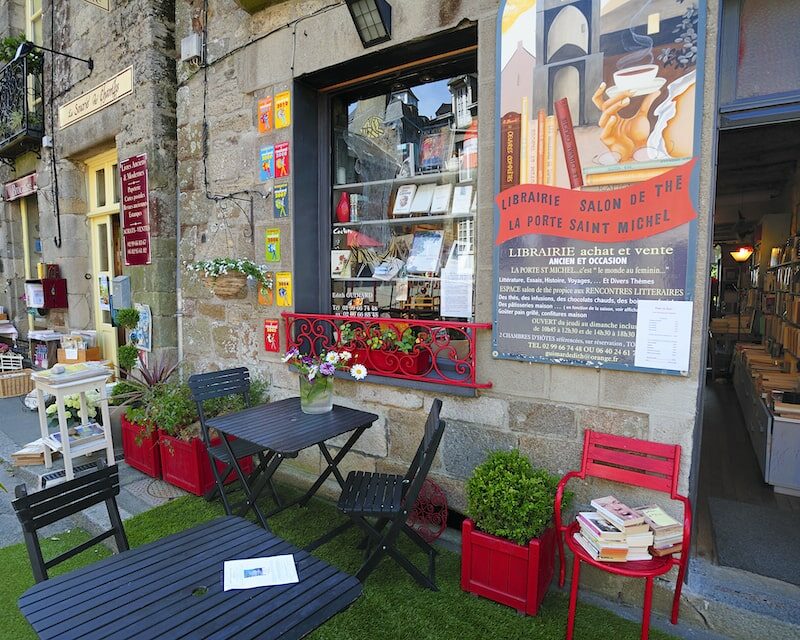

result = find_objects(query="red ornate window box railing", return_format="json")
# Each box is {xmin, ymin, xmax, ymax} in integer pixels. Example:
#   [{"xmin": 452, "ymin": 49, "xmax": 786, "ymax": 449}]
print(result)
[{"xmin": 281, "ymin": 313, "xmax": 492, "ymax": 389}]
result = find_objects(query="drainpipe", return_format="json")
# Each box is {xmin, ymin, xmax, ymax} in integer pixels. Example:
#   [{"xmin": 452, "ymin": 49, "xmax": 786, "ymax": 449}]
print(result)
[{"xmin": 176, "ymin": 183, "xmax": 184, "ymax": 375}]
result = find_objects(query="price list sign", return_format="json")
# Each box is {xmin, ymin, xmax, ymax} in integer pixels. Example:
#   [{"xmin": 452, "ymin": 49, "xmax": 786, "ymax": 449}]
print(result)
[
  {"xmin": 492, "ymin": 0, "xmax": 706, "ymax": 373},
  {"xmin": 120, "ymin": 154, "xmax": 152, "ymax": 266}
]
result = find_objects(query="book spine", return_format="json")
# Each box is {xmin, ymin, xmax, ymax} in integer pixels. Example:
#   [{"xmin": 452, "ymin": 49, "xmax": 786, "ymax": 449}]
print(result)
[
  {"xmin": 582, "ymin": 156, "xmax": 689, "ymax": 176},
  {"xmin": 544, "ymin": 115, "xmax": 557, "ymax": 186},
  {"xmin": 536, "ymin": 109, "xmax": 546, "ymax": 184},
  {"xmin": 520, "ymin": 97, "xmax": 529, "ymax": 183},
  {"xmin": 584, "ymin": 166, "xmax": 672, "ymax": 186},
  {"xmin": 528, "ymin": 121, "xmax": 538, "ymax": 185},
  {"xmin": 554, "ymin": 97, "xmax": 583, "ymax": 189},
  {"xmin": 500, "ymin": 112, "xmax": 522, "ymax": 189}
]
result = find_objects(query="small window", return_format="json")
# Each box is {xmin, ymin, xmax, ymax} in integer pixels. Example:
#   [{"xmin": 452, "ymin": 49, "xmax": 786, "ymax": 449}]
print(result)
[
  {"xmin": 95, "ymin": 168, "xmax": 106, "ymax": 208},
  {"xmin": 112, "ymin": 163, "xmax": 120, "ymax": 204}
]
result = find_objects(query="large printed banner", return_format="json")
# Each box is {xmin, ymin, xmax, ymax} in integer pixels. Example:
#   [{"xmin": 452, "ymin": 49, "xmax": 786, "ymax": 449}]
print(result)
[{"xmin": 493, "ymin": 0, "xmax": 705, "ymax": 374}]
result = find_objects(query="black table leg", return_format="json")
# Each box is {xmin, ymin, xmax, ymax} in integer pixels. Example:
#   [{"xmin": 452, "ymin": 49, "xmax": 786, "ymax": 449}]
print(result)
[{"xmin": 299, "ymin": 426, "xmax": 367, "ymax": 507}]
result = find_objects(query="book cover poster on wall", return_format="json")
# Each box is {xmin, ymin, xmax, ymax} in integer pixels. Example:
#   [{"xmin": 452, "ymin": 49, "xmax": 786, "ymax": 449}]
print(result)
[
  {"xmin": 258, "ymin": 272, "xmax": 275, "ymax": 306},
  {"xmin": 273, "ymin": 183, "xmax": 289, "ymax": 218},
  {"xmin": 98, "ymin": 275, "xmax": 111, "ymax": 311},
  {"xmin": 276, "ymin": 272, "xmax": 292, "ymax": 307},
  {"xmin": 493, "ymin": 0, "xmax": 706, "ymax": 375},
  {"xmin": 275, "ymin": 142, "xmax": 290, "ymax": 178},
  {"xmin": 275, "ymin": 91, "xmax": 291, "ymax": 128},
  {"xmin": 258, "ymin": 95, "xmax": 273, "ymax": 133},
  {"xmin": 265, "ymin": 228, "xmax": 280, "ymax": 262},
  {"xmin": 264, "ymin": 319, "xmax": 280, "ymax": 353},
  {"xmin": 259, "ymin": 145, "xmax": 274, "ymax": 181}
]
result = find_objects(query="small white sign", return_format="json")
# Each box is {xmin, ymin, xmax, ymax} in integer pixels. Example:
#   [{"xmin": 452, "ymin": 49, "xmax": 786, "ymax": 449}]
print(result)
[
  {"xmin": 223, "ymin": 555, "xmax": 299, "ymax": 591},
  {"xmin": 634, "ymin": 300, "xmax": 693, "ymax": 372},
  {"xmin": 58, "ymin": 67, "xmax": 133, "ymax": 129}
]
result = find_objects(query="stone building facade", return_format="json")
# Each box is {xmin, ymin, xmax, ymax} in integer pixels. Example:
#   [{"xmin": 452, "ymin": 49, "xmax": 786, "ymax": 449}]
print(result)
[{"xmin": 0, "ymin": 0, "xmax": 178, "ymax": 360}]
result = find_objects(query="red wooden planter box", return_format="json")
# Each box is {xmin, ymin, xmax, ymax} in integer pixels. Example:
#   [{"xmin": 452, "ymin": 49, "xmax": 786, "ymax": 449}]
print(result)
[
  {"xmin": 461, "ymin": 519, "xmax": 556, "ymax": 616},
  {"xmin": 351, "ymin": 347, "xmax": 432, "ymax": 376},
  {"xmin": 158, "ymin": 431, "xmax": 254, "ymax": 496},
  {"xmin": 121, "ymin": 414, "xmax": 161, "ymax": 478}
]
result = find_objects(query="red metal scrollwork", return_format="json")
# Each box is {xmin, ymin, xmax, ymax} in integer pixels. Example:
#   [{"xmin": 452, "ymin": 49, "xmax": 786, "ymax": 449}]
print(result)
[
  {"xmin": 281, "ymin": 312, "xmax": 492, "ymax": 389},
  {"xmin": 407, "ymin": 479, "xmax": 449, "ymax": 543}
]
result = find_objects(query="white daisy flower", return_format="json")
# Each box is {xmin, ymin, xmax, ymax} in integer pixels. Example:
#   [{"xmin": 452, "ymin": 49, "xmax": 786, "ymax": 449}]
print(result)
[
  {"xmin": 325, "ymin": 352, "xmax": 340, "ymax": 364},
  {"xmin": 350, "ymin": 364, "xmax": 367, "ymax": 381}
]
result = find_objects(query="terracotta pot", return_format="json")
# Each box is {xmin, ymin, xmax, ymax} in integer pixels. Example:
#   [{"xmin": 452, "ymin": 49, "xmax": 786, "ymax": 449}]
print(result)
[{"xmin": 461, "ymin": 519, "xmax": 556, "ymax": 617}]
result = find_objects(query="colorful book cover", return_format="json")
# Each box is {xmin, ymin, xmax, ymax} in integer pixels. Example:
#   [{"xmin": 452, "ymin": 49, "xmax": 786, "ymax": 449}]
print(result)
[
  {"xmin": 500, "ymin": 111, "xmax": 521, "ymax": 188},
  {"xmin": 419, "ymin": 132, "xmax": 446, "ymax": 171},
  {"xmin": 544, "ymin": 115, "xmax": 557, "ymax": 186},
  {"xmin": 536, "ymin": 109, "xmax": 546, "ymax": 184},
  {"xmin": 259, "ymin": 145, "xmax": 274, "ymax": 181},
  {"xmin": 273, "ymin": 183, "xmax": 289, "ymax": 218},
  {"xmin": 257, "ymin": 96, "xmax": 273, "ymax": 134},
  {"xmin": 274, "ymin": 142, "xmax": 290, "ymax": 178},
  {"xmin": 275, "ymin": 91, "xmax": 291, "ymax": 128},
  {"xmin": 265, "ymin": 228, "xmax": 280, "ymax": 262},
  {"xmin": 264, "ymin": 319, "xmax": 280, "ymax": 352},
  {"xmin": 520, "ymin": 97, "xmax": 529, "ymax": 183},
  {"xmin": 276, "ymin": 271, "xmax": 292, "ymax": 307},
  {"xmin": 554, "ymin": 97, "xmax": 583, "ymax": 189},
  {"xmin": 258, "ymin": 272, "xmax": 274, "ymax": 305}
]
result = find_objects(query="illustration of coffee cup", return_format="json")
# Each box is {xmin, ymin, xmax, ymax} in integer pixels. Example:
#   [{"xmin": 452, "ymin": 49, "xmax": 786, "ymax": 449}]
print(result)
[{"xmin": 613, "ymin": 64, "xmax": 659, "ymax": 92}]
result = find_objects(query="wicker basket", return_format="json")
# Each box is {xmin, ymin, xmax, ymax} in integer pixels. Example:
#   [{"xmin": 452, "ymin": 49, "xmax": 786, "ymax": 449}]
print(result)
[
  {"xmin": 0, "ymin": 368, "xmax": 34, "ymax": 398},
  {"xmin": 204, "ymin": 272, "xmax": 248, "ymax": 298}
]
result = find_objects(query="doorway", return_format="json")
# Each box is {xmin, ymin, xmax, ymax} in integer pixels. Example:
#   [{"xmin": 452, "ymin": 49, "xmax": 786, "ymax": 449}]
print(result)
[
  {"xmin": 85, "ymin": 150, "xmax": 122, "ymax": 368},
  {"xmin": 699, "ymin": 121, "xmax": 800, "ymax": 591}
]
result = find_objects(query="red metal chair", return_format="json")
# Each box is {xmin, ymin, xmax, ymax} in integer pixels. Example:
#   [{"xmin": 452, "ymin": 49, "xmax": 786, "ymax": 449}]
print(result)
[{"xmin": 554, "ymin": 431, "xmax": 692, "ymax": 640}]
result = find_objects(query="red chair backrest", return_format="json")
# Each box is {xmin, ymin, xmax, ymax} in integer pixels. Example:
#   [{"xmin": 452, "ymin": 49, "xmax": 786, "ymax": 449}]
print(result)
[{"xmin": 581, "ymin": 431, "xmax": 681, "ymax": 497}]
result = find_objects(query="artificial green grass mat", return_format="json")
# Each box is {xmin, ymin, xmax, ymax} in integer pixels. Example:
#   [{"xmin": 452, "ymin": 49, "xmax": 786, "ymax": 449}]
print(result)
[{"xmin": 2, "ymin": 491, "xmax": 677, "ymax": 640}]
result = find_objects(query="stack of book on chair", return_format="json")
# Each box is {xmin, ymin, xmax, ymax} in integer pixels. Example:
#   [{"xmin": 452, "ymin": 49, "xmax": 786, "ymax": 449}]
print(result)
[
  {"xmin": 572, "ymin": 496, "xmax": 654, "ymax": 562},
  {"xmin": 636, "ymin": 504, "xmax": 683, "ymax": 556}
]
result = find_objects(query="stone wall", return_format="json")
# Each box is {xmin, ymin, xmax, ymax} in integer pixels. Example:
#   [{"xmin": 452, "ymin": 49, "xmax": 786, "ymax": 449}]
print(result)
[
  {"xmin": 176, "ymin": 0, "xmax": 719, "ymax": 614},
  {"xmin": 0, "ymin": 0, "xmax": 178, "ymax": 355}
]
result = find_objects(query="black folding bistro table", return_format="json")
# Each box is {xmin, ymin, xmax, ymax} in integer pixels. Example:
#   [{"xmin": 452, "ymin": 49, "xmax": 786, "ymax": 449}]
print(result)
[
  {"xmin": 18, "ymin": 516, "xmax": 362, "ymax": 640},
  {"xmin": 206, "ymin": 397, "xmax": 379, "ymax": 523}
]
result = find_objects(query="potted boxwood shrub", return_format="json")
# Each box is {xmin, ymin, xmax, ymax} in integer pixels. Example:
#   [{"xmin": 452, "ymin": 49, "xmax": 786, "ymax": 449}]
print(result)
[
  {"xmin": 154, "ymin": 381, "xmax": 265, "ymax": 496},
  {"xmin": 461, "ymin": 449, "xmax": 570, "ymax": 616}
]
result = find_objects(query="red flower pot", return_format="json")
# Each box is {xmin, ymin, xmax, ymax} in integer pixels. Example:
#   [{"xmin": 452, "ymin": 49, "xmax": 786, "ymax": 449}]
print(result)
[
  {"xmin": 121, "ymin": 414, "xmax": 161, "ymax": 478},
  {"xmin": 460, "ymin": 519, "xmax": 556, "ymax": 616},
  {"xmin": 158, "ymin": 431, "xmax": 254, "ymax": 496},
  {"xmin": 350, "ymin": 347, "xmax": 432, "ymax": 376}
]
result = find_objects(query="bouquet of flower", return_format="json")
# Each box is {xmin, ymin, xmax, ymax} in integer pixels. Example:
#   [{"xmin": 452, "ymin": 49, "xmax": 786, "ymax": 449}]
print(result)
[
  {"xmin": 186, "ymin": 258, "xmax": 273, "ymax": 289},
  {"xmin": 46, "ymin": 391, "xmax": 102, "ymax": 429},
  {"xmin": 282, "ymin": 348, "xmax": 367, "ymax": 382}
]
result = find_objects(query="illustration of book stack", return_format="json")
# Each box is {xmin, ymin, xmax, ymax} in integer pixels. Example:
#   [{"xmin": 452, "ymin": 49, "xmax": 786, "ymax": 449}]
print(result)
[
  {"xmin": 582, "ymin": 156, "xmax": 691, "ymax": 187},
  {"xmin": 518, "ymin": 98, "xmax": 582, "ymax": 188}
]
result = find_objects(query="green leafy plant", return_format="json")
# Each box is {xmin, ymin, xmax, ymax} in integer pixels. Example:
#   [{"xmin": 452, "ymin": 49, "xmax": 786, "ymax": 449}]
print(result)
[
  {"xmin": 339, "ymin": 322, "xmax": 430, "ymax": 354},
  {"xmin": 147, "ymin": 383, "xmax": 199, "ymax": 440},
  {"xmin": 117, "ymin": 343, "xmax": 139, "ymax": 372},
  {"xmin": 186, "ymin": 258, "xmax": 273, "ymax": 289},
  {"xmin": 115, "ymin": 308, "xmax": 141, "ymax": 330},
  {"xmin": 202, "ymin": 377, "xmax": 268, "ymax": 418},
  {"xmin": 466, "ymin": 450, "xmax": 570, "ymax": 546}
]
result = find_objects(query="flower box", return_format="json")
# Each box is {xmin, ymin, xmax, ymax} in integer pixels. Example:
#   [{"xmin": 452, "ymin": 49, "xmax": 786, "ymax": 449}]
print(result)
[
  {"xmin": 121, "ymin": 414, "xmax": 161, "ymax": 478},
  {"xmin": 351, "ymin": 347, "xmax": 432, "ymax": 376},
  {"xmin": 158, "ymin": 431, "xmax": 254, "ymax": 496},
  {"xmin": 461, "ymin": 518, "xmax": 556, "ymax": 616}
]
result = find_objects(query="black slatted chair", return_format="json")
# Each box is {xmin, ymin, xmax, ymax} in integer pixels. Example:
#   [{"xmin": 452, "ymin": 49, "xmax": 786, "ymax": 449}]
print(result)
[
  {"xmin": 308, "ymin": 398, "xmax": 446, "ymax": 590},
  {"xmin": 188, "ymin": 367, "xmax": 280, "ymax": 529},
  {"xmin": 12, "ymin": 460, "xmax": 128, "ymax": 583}
]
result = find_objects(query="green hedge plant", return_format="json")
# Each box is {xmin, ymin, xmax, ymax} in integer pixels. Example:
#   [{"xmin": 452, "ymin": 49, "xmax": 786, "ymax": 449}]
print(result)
[{"xmin": 466, "ymin": 449, "xmax": 570, "ymax": 546}]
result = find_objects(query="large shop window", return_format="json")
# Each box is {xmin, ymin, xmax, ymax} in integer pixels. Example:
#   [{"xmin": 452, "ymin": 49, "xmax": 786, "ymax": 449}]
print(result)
[{"xmin": 286, "ymin": 47, "xmax": 490, "ymax": 392}]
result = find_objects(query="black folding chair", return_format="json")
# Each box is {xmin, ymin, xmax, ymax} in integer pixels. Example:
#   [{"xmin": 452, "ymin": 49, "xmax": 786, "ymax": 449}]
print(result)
[
  {"xmin": 308, "ymin": 398, "xmax": 446, "ymax": 590},
  {"xmin": 188, "ymin": 367, "xmax": 281, "ymax": 529},
  {"xmin": 12, "ymin": 460, "xmax": 129, "ymax": 583}
]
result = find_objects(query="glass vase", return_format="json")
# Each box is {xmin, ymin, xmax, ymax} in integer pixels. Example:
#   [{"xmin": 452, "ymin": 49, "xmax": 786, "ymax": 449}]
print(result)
[{"xmin": 299, "ymin": 375, "xmax": 334, "ymax": 414}]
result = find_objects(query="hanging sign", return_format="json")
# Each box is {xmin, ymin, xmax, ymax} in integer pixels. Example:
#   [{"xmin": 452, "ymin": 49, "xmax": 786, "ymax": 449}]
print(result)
[
  {"xmin": 58, "ymin": 67, "xmax": 133, "ymax": 128},
  {"xmin": 81, "ymin": 0, "xmax": 110, "ymax": 10},
  {"xmin": 120, "ymin": 153, "xmax": 152, "ymax": 266},
  {"xmin": 4, "ymin": 173, "xmax": 37, "ymax": 201},
  {"xmin": 493, "ymin": 0, "xmax": 705, "ymax": 374}
]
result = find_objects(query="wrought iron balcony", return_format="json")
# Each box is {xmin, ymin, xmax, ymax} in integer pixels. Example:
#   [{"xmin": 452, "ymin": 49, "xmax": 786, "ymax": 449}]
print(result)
[{"xmin": 0, "ymin": 55, "xmax": 44, "ymax": 159}]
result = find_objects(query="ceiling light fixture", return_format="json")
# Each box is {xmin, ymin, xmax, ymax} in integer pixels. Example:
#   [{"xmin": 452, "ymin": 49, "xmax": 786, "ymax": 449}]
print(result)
[{"xmin": 730, "ymin": 246, "xmax": 753, "ymax": 262}]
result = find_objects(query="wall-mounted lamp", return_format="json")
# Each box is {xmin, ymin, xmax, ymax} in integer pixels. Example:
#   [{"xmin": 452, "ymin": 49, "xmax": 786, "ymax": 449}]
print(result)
[
  {"xmin": 730, "ymin": 246, "xmax": 753, "ymax": 262},
  {"xmin": 345, "ymin": 0, "xmax": 392, "ymax": 48},
  {"xmin": 13, "ymin": 40, "xmax": 93, "ymax": 72}
]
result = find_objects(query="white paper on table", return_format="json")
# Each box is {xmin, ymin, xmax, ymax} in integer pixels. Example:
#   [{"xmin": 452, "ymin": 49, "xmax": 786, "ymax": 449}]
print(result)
[
  {"xmin": 223, "ymin": 555, "xmax": 299, "ymax": 591},
  {"xmin": 634, "ymin": 300, "xmax": 693, "ymax": 372}
]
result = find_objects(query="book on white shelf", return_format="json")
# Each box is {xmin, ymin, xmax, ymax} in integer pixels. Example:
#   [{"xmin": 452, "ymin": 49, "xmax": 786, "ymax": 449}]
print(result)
[
  {"xmin": 330, "ymin": 250, "xmax": 352, "ymax": 278},
  {"xmin": 590, "ymin": 496, "xmax": 645, "ymax": 529},
  {"xmin": 406, "ymin": 230, "xmax": 445, "ymax": 274},
  {"xmin": 372, "ymin": 258, "xmax": 404, "ymax": 281},
  {"xmin": 44, "ymin": 423, "xmax": 104, "ymax": 451},
  {"xmin": 410, "ymin": 183, "xmax": 436, "ymax": 213},
  {"xmin": 575, "ymin": 512, "xmax": 626, "ymax": 541},
  {"xmin": 430, "ymin": 184, "xmax": 453, "ymax": 214},
  {"xmin": 392, "ymin": 185, "xmax": 417, "ymax": 215},
  {"xmin": 397, "ymin": 143, "xmax": 416, "ymax": 178},
  {"xmin": 451, "ymin": 185, "xmax": 473, "ymax": 215}
]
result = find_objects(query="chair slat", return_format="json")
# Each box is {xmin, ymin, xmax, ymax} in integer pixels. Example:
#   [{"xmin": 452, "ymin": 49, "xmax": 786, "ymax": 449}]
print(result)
[
  {"xmin": 587, "ymin": 448, "xmax": 674, "ymax": 476},
  {"xmin": 585, "ymin": 461, "xmax": 673, "ymax": 493},
  {"xmin": 588, "ymin": 431, "xmax": 677, "ymax": 460}
]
